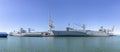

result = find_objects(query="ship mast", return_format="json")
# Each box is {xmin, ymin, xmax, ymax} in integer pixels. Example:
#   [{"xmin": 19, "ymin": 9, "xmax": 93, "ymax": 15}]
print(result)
[
  {"xmin": 111, "ymin": 25, "xmax": 115, "ymax": 32},
  {"xmin": 48, "ymin": 13, "xmax": 55, "ymax": 33}
]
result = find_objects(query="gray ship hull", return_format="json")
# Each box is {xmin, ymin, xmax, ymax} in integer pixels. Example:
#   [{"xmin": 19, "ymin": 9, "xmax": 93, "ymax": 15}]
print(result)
[{"xmin": 52, "ymin": 30, "xmax": 113, "ymax": 37}]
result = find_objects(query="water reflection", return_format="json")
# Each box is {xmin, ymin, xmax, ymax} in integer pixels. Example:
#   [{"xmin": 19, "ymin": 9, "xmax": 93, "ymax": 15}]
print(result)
[
  {"xmin": 52, "ymin": 37, "xmax": 120, "ymax": 52},
  {"xmin": 0, "ymin": 38, "xmax": 7, "ymax": 51},
  {"xmin": 1, "ymin": 36, "xmax": 120, "ymax": 52},
  {"xmin": 7, "ymin": 36, "xmax": 54, "ymax": 52}
]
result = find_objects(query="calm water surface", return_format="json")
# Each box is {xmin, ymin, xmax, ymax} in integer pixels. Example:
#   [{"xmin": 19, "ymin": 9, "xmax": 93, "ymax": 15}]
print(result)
[{"xmin": 0, "ymin": 36, "xmax": 120, "ymax": 52}]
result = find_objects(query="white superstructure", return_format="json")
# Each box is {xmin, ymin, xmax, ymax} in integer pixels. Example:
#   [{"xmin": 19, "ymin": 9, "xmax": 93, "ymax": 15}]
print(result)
[{"xmin": 10, "ymin": 28, "xmax": 47, "ymax": 37}]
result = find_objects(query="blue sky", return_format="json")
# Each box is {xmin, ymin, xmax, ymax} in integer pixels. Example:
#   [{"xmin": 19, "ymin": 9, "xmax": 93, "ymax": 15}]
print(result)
[{"xmin": 0, "ymin": 0, "xmax": 120, "ymax": 34}]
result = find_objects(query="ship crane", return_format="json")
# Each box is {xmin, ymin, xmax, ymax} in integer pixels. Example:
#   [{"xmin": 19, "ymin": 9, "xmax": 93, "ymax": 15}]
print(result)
[
  {"xmin": 107, "ymin": 26, "xmax": 115, "ymax": 33},
  {"xmin": 75, "ymin": 24, "xmax": 86, "ymax": 30}
]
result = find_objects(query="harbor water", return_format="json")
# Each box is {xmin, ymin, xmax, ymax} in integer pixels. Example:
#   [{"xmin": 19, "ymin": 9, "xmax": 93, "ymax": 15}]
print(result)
[{"xmin": 0, "ymin": 35, "xmax": 120, "ymax": 52}]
